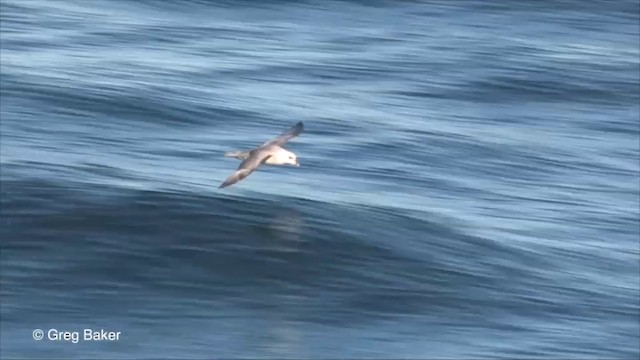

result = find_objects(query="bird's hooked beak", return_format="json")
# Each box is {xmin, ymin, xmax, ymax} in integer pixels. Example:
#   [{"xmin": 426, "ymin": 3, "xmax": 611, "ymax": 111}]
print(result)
[{"xmin": 295, "ymin": 160, "xmax": 300, "ymax": 167}]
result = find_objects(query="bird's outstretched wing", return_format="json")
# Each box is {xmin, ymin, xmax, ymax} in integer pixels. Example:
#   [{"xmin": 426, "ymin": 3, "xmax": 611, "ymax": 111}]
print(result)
[
  {"xmin": 219, "ymin": 150, "xmax": 272, "ymax": 188},
  {"xmin": 262, "ymin": 122, "xmax": 304, "ymax": 147}
]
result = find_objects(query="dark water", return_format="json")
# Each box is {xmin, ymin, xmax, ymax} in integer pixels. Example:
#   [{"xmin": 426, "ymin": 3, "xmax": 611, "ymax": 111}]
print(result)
[{"xmin": 1, "ymin": 0, "xmax": 639, "ymax": 358}]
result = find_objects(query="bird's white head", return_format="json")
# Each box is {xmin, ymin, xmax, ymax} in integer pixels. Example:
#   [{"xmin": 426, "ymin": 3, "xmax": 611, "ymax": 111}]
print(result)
[{"xmin": 267, "ymin": 149, "xmax": 299, "ymax": 166}]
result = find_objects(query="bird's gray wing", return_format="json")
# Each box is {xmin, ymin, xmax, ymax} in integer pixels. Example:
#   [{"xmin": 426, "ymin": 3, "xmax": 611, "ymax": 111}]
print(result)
[
  {"xmin": 219, "ymin": 150, "xmax": 272, "ymax": 189},
  {"xmin": 261, "ymin": 121, "xmax": 304, "ymax": 147}
]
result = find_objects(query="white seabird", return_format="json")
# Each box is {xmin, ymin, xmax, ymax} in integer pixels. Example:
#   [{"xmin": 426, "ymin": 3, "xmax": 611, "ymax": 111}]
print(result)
[{"xmin": 219, "ymin": 121, "xmax": 304, "ymax": 189}]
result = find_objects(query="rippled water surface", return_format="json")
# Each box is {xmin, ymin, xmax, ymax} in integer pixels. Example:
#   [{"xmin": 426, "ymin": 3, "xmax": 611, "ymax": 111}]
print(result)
[{"xmin": 1, "ymin": 0, "xmax": 639, "ymax": 358}]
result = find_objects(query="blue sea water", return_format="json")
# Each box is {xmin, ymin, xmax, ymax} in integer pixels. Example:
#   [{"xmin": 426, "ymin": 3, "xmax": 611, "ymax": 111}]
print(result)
[{"xmin": 1, "ymin": 0, "xmax": 639, "ymax": 358}]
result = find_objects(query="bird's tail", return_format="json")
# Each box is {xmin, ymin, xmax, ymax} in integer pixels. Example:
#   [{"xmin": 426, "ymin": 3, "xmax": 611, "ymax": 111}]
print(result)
[{"xmin": 224, "ymin": 150, "xmax": 251, "ymax": 160}]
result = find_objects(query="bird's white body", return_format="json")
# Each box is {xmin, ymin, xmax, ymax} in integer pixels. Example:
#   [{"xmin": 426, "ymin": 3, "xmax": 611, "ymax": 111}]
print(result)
[{"xmin": 264, "ymin": 146, "xmax": 299, "ymax": 166}]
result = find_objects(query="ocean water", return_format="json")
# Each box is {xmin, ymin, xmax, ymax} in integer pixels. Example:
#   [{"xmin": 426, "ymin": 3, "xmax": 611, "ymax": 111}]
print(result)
[{"xmin": 1, "ymin": 0, "xmax": 639, "ymax": 358}]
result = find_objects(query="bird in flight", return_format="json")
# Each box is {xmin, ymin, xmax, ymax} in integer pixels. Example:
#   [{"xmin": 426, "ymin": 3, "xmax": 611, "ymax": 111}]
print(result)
[{"xmin": 219, "ymin": 121, "xmax": 304, "ymax": 189}]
